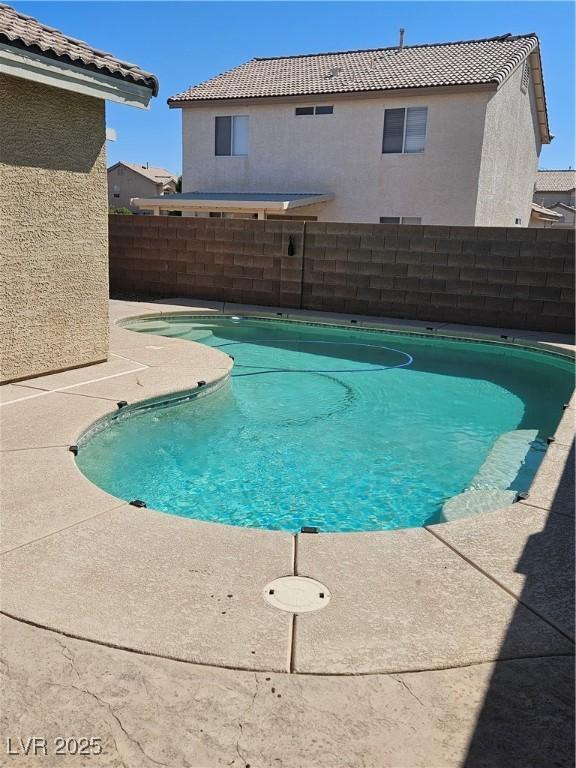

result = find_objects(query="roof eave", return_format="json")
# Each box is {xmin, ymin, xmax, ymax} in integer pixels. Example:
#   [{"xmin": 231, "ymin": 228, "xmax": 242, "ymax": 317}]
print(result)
[
  {"xmin": 488, "ymin": 41, "xmax": 550, "ymax": 144},
  {"xmin": 0, "ymin": 40, "xmax": 157, "ymax": 107},
  {"xmin": 527, "ymin": 45, "xmax": 551, "ymax": 144},
  {"xmin": 531, "ymin": 207, "xmax": 563, "ymax": 221},
  {"xmin": 167, "ymin": 81, "xmax": 498, "ymax": 109},
  {"xmin": 535, "ymin": 187, "xmax": 576, "ymax": 194}
]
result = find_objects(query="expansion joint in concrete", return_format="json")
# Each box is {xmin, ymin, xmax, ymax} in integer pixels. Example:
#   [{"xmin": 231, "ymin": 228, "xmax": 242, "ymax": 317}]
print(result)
[
  {"xmin": 0, "ymin": 503, "xmax": 127, "ymax": 555},
  {"xmin": 424, "ymin": 525, "xmax": 575, "ymax": 645}
]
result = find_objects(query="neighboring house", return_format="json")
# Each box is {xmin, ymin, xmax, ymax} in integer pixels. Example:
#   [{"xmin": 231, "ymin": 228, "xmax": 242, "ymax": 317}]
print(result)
[
  {"xmin": 529, "ymin": 201, "xmax": 563, "ymax": 228},
  {"xmin": 134, "ymin": 33, "xmax": 550, "ymax": 226},
  {"xmin": 531, "ymin": 169, "xmax": 576, "ymax": 227},
  {"xmin": 549, "ymin": 202, "xmax": 576, "ymax": 227},
  {"xmin": 108, "ymin": 161, "xmax": 177, "ymax": 212},
  {"xmin": 0, "ymin": 3, "xmax": 157, "ymax": 383}
]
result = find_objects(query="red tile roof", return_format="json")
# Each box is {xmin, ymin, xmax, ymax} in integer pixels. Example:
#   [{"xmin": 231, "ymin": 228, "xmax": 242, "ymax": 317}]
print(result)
[
  {"xmin": 536, "ymin": 170, "xmax": 576, "ymax": 193},
  {"xmin": 110, "ymin": 162, "xmax": 176, "ymax": 183},
  {"xmin": 169, "ymin": 34, "xmax": 538, "ymax": 104},
  {"xmin": 0, "ymin": 3, "xmax": 158, "ymax": 95}
]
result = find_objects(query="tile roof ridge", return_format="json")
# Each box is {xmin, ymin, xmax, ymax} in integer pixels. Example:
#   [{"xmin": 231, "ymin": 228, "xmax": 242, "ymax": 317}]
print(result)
[
  {"xmin": 121, "ymin": 161, "xmax": 174, "ymax": 172},
  {"xmin": 252, "ymin": 33, "xmax": 538, "ymax": 61}
]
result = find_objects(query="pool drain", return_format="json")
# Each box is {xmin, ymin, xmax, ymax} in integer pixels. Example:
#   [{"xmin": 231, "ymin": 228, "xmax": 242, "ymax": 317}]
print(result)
[{"xmin": 263, "ymin": 576, "xmax": 331, "ymax": 613}]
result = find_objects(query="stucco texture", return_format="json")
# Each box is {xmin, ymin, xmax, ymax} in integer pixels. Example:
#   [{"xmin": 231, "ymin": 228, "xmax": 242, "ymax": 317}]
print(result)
[
  {"xmin": 182, "ymin": 92, "xmax": 491, "ymax": 226},
  {"xmin": 476, "ymin": 64, "xmax": 541, "ymax": 226},
  {"xmin": 0, "ymin": 74, "xmax": 109, "ymax": 383}
]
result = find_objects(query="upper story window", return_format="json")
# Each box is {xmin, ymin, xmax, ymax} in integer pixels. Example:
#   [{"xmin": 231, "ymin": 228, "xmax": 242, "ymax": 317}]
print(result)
[
  {"xmin": 215, "ymin": 115, "xmax": 249, "ymax": 156},
  {"xmin": 382, "ymin": 107, "xmax": 427, "ymax": 154},
  {"xmin": 295, "ymin": 106, "xmax": 334, "ymax": 116}
]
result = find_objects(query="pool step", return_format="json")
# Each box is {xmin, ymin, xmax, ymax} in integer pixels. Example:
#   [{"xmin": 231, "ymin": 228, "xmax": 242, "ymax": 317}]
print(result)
[
  {"xmin": 470, "ymin": 429, "xmax": 543, "ymax": 492},
  {"xmin": 442, "ymin": 489, "xmax": 518, "ymax": 522},
  {"xmin": 442, "ymin": 430, "xmax": 546, "ymax": 522},
  {"xmin": 124, "ymin": 319, "xmax": 214, "ymax": 342}
]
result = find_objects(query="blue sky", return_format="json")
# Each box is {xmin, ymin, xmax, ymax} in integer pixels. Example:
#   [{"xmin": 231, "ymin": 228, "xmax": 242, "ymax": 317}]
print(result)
[{"xmin": 12, "ymin": 1, "xmax": 576, "ymax": 174}]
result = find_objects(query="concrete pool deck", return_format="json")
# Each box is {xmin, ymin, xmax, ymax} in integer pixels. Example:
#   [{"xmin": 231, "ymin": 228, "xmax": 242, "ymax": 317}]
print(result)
[{"xmin": 1, "ymin": 298, "xmax": 574, "ymax": 766}]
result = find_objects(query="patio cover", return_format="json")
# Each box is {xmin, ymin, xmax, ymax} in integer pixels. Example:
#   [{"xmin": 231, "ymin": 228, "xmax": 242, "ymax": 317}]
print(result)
[{"xmin": 131, "ymin": 191, "xmax": 333, "ymax": 216}]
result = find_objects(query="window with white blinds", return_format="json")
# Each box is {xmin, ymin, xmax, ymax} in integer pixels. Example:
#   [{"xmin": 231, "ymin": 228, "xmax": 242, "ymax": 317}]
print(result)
[
  {"xmin": 215, "ymin": 116, "xmax": 249, "ymax": 156},
  {"xmin": 382, "ymin": 107, "xmax": 427, "ymax": 154}
]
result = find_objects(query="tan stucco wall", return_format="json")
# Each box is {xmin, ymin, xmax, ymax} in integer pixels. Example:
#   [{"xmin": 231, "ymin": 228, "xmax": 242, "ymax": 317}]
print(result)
[
  {"xmin": 181, "ymin": 90, "xmax": 492, "ymax": 225},
  {"xmin": 475, "ymin": 65, "xmax": 542, "ymax": 226},
  {"xmin": 108, "ymin": 165, "xmax": 162, "ymax": 212},
  {"xmin": 0, "ymin": 74, "xmax": 109, "ymax": 383}
]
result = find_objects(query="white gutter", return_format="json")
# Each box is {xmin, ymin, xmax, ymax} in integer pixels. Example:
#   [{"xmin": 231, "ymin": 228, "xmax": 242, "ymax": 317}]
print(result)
[{"xmin": 0, "ymin": 42, "xmax": 155, "ymax": 109}]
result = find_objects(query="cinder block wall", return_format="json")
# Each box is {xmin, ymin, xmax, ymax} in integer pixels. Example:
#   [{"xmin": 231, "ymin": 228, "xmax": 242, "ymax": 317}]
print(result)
[
  {"xmin": 302, "ymin": 223, "xmax": 574, "ymax": 331},
  {"xmin": 109, "ymin": 216, "xmax": 574, "ymax": 332},
  {"xmin": 109, "ymin": 216, "xmax": 305, "ymax": 307},
  {"xmin": 1, "ymin": 75, "xmax": 109, "ymax": 384}
]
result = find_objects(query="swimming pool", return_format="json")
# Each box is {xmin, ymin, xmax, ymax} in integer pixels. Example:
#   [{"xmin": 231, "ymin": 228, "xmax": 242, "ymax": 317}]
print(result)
[{"xmin": 77, "ymin": 316, "xmax": 574, "ymax": 532}]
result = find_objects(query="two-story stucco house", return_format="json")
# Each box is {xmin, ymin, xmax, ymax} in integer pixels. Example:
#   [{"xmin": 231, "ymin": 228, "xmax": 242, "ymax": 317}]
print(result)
[
  {"xmin": 134, "ymin": 33, "xmax": 550, "ymax": 226},
  {"xmin": 0, "ymin": 3, "xmax": 157, "ymax": 382},
  {"xmin": 108, "ymin": 161, "xmax": 177, "ymax": 212},
  {"xmin": 532, "ymin": 169, "xmax": 576, "ymax": 227}
]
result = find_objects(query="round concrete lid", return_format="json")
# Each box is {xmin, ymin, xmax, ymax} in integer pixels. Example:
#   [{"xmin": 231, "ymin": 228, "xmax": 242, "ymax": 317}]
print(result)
[{"xmin": 263, "ymin": 576, "xmax": 331, "ymax": 613}]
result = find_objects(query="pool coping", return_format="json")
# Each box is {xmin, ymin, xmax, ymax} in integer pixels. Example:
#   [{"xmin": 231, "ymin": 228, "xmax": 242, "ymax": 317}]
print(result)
[{"xmin": 1, "ymin": 299, "xmax": 574, "ymax": 675}]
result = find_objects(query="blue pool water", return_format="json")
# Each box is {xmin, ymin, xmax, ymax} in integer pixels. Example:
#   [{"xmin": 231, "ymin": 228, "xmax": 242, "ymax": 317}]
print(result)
[{"xmin": 77, "ymin": 316, "xmax": 574, "ymax": 532}]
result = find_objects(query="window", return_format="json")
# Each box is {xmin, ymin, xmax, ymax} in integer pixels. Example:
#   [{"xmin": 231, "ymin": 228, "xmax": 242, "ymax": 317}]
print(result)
[
  {"xmin": 215, "ymin": 115, "xmax": 249, "ymax": 156},
  {"xmin": 380, "ymin": 216, "xmax": 422, "ymax": 225},
  {"xmin": 295, "ymin": 105, "xmax": 334, "ymax": 116},
  {"xmin": 113, "ymin": 193, "xmax": 120, "ymax": 199},
  {"xmin": 382, "ymin": 107, "xmax": 427, "ymax": 153}
]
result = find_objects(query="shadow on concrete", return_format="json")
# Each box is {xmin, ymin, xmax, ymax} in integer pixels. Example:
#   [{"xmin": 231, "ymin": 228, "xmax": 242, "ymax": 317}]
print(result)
[{"xmin": 464, "ymin": 441, "xmax": 575, "ymax": 768}]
